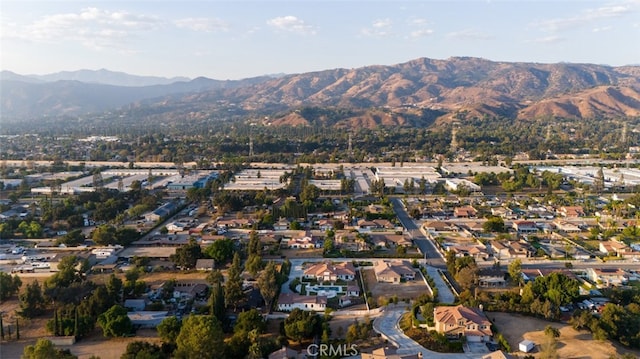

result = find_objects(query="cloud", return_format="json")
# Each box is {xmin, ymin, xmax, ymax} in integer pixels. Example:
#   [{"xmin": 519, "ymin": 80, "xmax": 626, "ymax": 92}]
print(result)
[
  {"xmin": 592, "ymin": 25, "xmax": 613, "ymax": 32},
  {"xmin": 406, "ymin": 17, "xmax": 434, "ymax": 39},
  {"xmin": 361, "ymin": 18, "xmax": 393, "ymax": 37},
  {"xmin": 3, "ymin": 7, "xmax": 162, "ymax": 50},
  {"xmin": 174, "ymin": 17, "xmax": 229, "ymax": 32},
  {"xmin": 534, "ymin": 2, "xmax": 638, "ymax": 32},
  {"xmin": 266, "ymin": 15, "xmax": 316, "ymax": 35},
  {"xmin": 446, "ymin": 29, "xmax": 492, "ymax": 40},
  {"xmin": 410, "ymin": 29, "xmax": 434, "ymax": 38},
  {"xmin": 531, "ymin": 35, "xmax": 565, "ymax": 44}
]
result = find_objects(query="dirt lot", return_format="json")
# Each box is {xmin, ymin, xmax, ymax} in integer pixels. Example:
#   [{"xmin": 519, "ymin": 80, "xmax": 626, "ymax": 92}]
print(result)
[
  {"xmin": 0, "ymin": 329, "xmax": 160, "ymax": 359},
  {"xmin": 362, "ymin": 267, "xmax": 430, "ymax": 304},
  {"xmin": 490, "ymin": 312, "xmax": 640, "ymax": 359}
]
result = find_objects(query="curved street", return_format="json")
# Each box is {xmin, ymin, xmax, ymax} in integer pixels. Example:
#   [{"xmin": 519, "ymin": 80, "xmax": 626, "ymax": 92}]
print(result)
[{"xmin": 372, "ymin": 304, "xmax": 483, "ymax": 359}]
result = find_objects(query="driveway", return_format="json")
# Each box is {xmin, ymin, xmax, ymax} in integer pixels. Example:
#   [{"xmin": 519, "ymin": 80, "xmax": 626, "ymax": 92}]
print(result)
[
  {"xmin": 424, "ymin": 266, "xmax": 456, "ymax": 304},
  {"xmin": 372, "ymin": 305, "xmax": 483, "ymax": 359}
]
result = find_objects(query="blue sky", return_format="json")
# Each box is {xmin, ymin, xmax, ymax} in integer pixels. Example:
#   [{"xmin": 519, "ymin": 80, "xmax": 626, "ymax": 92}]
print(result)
[{"xmin": 1, "ymin": 0, "xmax": 639, "ymax": 80}]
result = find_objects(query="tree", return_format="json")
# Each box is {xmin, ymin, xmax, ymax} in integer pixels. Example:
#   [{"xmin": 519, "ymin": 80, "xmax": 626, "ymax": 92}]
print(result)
[
  {"xmin": 121, "ymin": 341, "xmax": 167, "ymax": 359},
  {"xmin": 225, "ymin": 253, "xmax": 244, "ymax": 311},
  {"xmin": 92, "ymin": 224, "xmax": 117, "ymax": 245},
  {"xmin": 540, "ymin": 325, "xmax": 560, "ymax": 359},
  {"xmin": 170, "ymin": 238, "xmax": 202, "ymax": 269},
  {"xmin": 258, "ymin": 261, "xmax": 278, "ymax": 312},
  {"xmin": 205, "ymin": 269, "xmax": 224, "ymax": 286},
  {"xmin": 157, "ymin": 316, "xmax": 182, "ymax": 345},
  {"xmin": 97, "ymin": 305, "xmax": 133, "ymax": 337},
  {"xmin": 246, "ymin": 254, "xmax": 263, "ymax": 276},
  {"xmin": 19, "ymin": 280, "xmax": 46, "ymax": 318},
  {"xmin": 455, "ymin": 266, "xmax": 478, "ymax": 291},
  {"xmin": 209, "ymin": 281, "xmax": 226, "ymax": 324},
  {"xmin": 203, "ymin": 238, "xmax": 234, "ymax": 264},
  {"xmin": 323, "ymin": 238, "xmax": 335, "ymax": 254},
  {"xmin": 56, "ymin": 229, "xmax": 85, "ymax": 247},
  {"xmin": 508, "ymin": 259, "xmax": 523, "ymax": 286},
  {"xmin": 483, "ymin": 216, "xmax": 505, "ymax": 233},
  {"xmin": 0, "ymin": 272, "xmax": 22, "ymax": 301},
  {"xmin": 234, "ymin": 308, "xmax": 266, "ymax": 334},
  {"xmin": 283, "ymin": 308, "xmax": 323, "ymax": 343},
  {"xmin": 544, "ymin": 325, "xmax": 560, "ymax": 339},
  {"xmin": 594, "ymin": 167, "xmax": 605, "ymax": 193},
  {"xmin": 174, "ymin": 315, "xmax": 224, "ymax": 359},
  {"xmin": 21, "ymin": 339, "xmax": 78, "ymax": 359}
]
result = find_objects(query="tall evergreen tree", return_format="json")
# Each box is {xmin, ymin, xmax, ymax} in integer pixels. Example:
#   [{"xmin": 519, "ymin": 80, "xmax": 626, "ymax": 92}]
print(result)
[
  {"xmin": 258, "ymin": 261, "xmax": 278, "ymax": 312},
  {"xmin": 210, "ymin": 281, "xmax": 226, "ymax": 323},
  {"xmin": 225, "ymin": 253, "xmax": 244, "ymax": 311}
]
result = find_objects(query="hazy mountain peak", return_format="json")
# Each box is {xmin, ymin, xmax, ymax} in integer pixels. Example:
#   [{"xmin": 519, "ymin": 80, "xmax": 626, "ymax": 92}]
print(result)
[{"xmin": 24, "ymin": 69, "xmax": 191, "ymax": 87}]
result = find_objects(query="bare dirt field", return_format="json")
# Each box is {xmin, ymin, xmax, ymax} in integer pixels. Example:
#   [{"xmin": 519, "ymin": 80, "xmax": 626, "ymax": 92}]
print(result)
[
  {"xmin": 362, "ymin": 267, "xmax": 430, "ymax": 304},
  {"xmin": 0, "ymin": 329, "xmax": 161, "ymax": 359},
  {"xmin": 490, "ymin": 312, "xmax": 640, "ymax": 359}
]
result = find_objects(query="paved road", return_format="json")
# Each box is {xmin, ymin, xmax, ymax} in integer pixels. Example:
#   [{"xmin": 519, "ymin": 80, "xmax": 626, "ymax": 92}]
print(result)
[
  {"xmin": 391, "ymin": 198, "xmax": 445, "ymax": 267},
  {"xmin": 373, "ymin": 305, "xmax": 483, "ymax": 359},
  {"xmin": 424, "ymin": 266, "xmax": 456, "ymax": 304}
]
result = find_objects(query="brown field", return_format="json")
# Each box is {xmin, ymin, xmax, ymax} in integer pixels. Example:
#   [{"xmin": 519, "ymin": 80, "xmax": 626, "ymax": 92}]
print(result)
[
  {"xmin": 362, "ymin": 267, "xmax": 430, "ymax": 304},
  {"xmin": 490, "ymin": 312, "xmax": 640, "ymax": 359}
]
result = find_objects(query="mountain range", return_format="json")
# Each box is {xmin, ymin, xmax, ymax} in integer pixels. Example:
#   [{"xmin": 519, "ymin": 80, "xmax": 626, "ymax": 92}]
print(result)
[{"xmin": 1, "ymin": 57, "xmax": 639, "ymax": 128}]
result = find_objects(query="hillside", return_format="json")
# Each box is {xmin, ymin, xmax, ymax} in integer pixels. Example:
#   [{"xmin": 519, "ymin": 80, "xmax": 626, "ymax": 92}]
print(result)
[{"xmin": 1, "ymin": 57, "xmax": 639, "ymax": 127}]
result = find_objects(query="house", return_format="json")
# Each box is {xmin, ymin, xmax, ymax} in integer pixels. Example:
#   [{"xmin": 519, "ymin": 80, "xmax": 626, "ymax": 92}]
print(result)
[
  {"xmin": 369, "ymin": 233, "xmax": 412, "ymax": 247},
  {"xmin": 268, "ymin": 346, "xmax": 301, "ymax": 359},
  {"xmin": 559, "ymin": 206, "xmax": 585, "ymax": 218},
  {"xmin": 423, "ymin": 221, "xmax": 457, "ymax": 233},
  {"xmin": 128, "ymin": 311, "xmax": 169, "ymax": 329},
  {"xmin": 274, "ymin": 218, "xmax": 291, "ymax": 231},
  {"xmin": 124, "ymin": 299, "xmax": 146, "ymax": 312},
  {"xmin": 586, "ymin": 268, "xmax": 629, "ymax": 286},
  {"xmin": 508, "ymin": 241, "xmax": 533, "ymax": 258},
  {"xmin": 287, "ymin": 236, "xmax": 321, "ymax": 249},
  {"xmin": 372, "ymin": 219, "xmax": 396, "ymax": 229},
  {"xmin": 302, "ymin": 261, "xmax": 356, "ymax": 282},
  {"xmin": 346, "ymin": 284, "xmax": 360, "ymax": 296},
  {"xmin": 374, "ymin": 260, "xmax": 416, "ymax": 283},
  {"xmin": 491, "ymin": 207, "xmax": 517, "ymax": 219},
  {"xmin": 317, "ymin": 219, "xmax": 334, "ymax": 231},
  {"xmin": 447, "ymin": 245, "xmax": 490, "ymax": 261},
  {"xmin": 553, "ymin": 220, "xmax": 581, "ymax": 233},
  {"xmin": 599, "ymin": 241, "xmax": 630, "ymax": 256},
  {"xmin": 490, "ymin": 241, "xmax": 510, "ymax": 260},
  {"xmin": 357, "ymin": 219, "xmax": 378, "ymax": 230},
  {"xmin": 361, "ymin": 347, "xmax": 421, "ymax": 359},
  {"xmin": 454, "ymin": 206, "xmax": 478, "ymax": 218},
  {"xmin": 216, "ymin": 218, "xmax": 255, "ymax": 229},
  {"xmin": 478, "ymin": 269, "xmax": 506, "ymax": 287},
  {"xmin": 195, "ymin": 259, "xmax": 215, "ymax": 271},
  {"xmin": 166, "ymin": 222, "xmax": 187, "ymax": 233},
  {"xmin": 277, "ymin": 293, "xmax": 327, "ymax": 312},
  {"xmin": 434, "ymin": 305, "xmax": 493, "ymax": 342},
  {"xmin": 144, "ymin": 202, "xmax": 178, "ymax": 222},
  {"xmin": 512, "ymin": 220, "xmax": 538, "ymax": 234},
  {"xmin": 171, "ymin": 282, "xmax": 209, "ymax": 300}
]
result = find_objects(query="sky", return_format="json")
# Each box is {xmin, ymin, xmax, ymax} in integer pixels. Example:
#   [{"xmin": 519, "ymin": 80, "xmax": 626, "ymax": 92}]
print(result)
[{"xmin": 1, "ymin": 0, "xmax": 639, "ymax": 80}]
